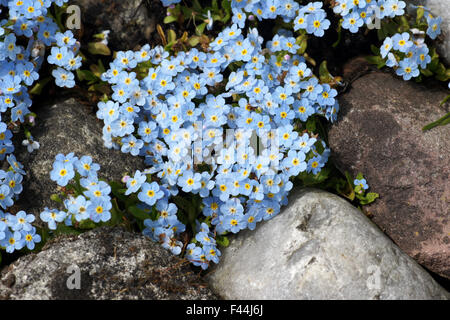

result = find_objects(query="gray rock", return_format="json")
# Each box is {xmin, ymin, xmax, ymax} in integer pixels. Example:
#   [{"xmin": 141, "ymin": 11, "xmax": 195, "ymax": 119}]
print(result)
[
  {"xmin": 15, "ymin": 98, "xmax": 145, "ymax": 219},
  {"xmin": 73, "ymin": 0, "xmax": 165, "ymax": 51},
  {"xmin": 0, "ymin": 227, "xmax": 217, "ymax": 300},
  {"xmin": 328, "ymin": 70, "xmax": 450, "ymax": 279},
  {"xmin": 207, "ymin": 189, "xmax": 449, "ymax": 300},
  {"xmin": 407, "ymin": 0, "xmax": 450, "ymax": 65}
]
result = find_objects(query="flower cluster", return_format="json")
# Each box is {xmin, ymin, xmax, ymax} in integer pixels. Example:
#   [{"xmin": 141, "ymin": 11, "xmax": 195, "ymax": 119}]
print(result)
[
  {"xmin": 97, "ymin": 7, "xmax": 337, "ymax": 267},
  {"xmin": 333, "ymin": 0, "xmax": 407, "ymax": 33},
  {"xmin": 411, "ymin": 4, "xmax": 443, "ymax": 40},
  {"xmin": 380, "ymin": 30, "xmax": 433, "ymax": 80},
  {"xmin": 375, "ymin": 4, "xmax": 444, "ymax": 81},
  {"xmin": 47, "ymin": 30, "xmax": 81, "ymax": 88},
  {"xmin": 0, "ymin": 0, "xmax": 80, "ymax": 160},
  {"xmin": 186, "ymin": 222, "xmax": 220, "ymax": 270},
  {"xmin": 0, "ymin": 154, "xmax": 39, "ymax": 253},
  {"xmin": 229, "ymin": 0, "xmax": 332, "ymax": 37},
  {"xmin": 141, "ymin": 197, "xmax": 186, "ymax": 256},
  {"xmin": 41, "ymin": 153, "xmax": 112, "ymax": 230}
]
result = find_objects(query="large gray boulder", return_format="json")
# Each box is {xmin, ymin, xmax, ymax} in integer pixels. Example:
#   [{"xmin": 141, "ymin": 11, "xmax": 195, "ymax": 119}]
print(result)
[
  {"xmin": 329, "ymin": 70, "xmax": 449, "ymax": 279},
  {"xmin": 207, "ymin": 189, "xmax": 449, "ymax": 300},
  {"xmin": 0, "ymin": 227, "xmax": 217, "ymax": 300},
  {"xmin": 15, "ymin": 98, "xmax": 145, "ymax": 220}
]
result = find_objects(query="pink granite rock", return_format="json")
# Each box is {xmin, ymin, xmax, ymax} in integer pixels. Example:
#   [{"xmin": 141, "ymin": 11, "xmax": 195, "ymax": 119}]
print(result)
[{"xmin": 329, "ymin": 69, "xmax": 450, "ymax": 278}]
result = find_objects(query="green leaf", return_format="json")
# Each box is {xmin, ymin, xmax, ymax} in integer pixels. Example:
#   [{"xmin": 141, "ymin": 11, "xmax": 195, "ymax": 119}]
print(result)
[
  {"xmin": 109, "ymin": 181, "xmax": 128, "ymax": 203},
  {"xmin": 296, "ymin": 34, "xmax": 308, "ymax": 54},
  {"xmin": 195, "ymin": 22, "xmax": 207, "ymax": 36},
  {"xmin": 164, "ymin": 15, "xmax": 178, "ymax": 24},
  {"xmin": 50, "ymin": 194, "xmax": 63, "ymax": 203},
  {"xmin": 55, "ymin": 223, "xmax": 82, "ymax": 236},
  {"xmin": 107, "ymin": 198, "xmax": 124, "ymax": 226},
  {"xmin": 212, "ymin": 0, "xmax": 219, "ymax": 11},
  {"xmin": 422, "ymin": 111, "xmax": 450, "ymax": 131},
  {"xmin": 167, "ymin": 29, "xmax": 177, "ymax": 44},
  {"xmin": 192, "ymin": 0, "xmax": 202, "ymax": 12},
  {"xmin": 360, "ymin": 192, "xmax": 379, "ymax": 205},
  {"xmin": 416, "ymin": 7, "xmax": 425, "ymax": 23},
  {"xmin": 172, "ymin": 195, "xmax": 193, "ymax": 213},
  {"xmin": 29, "ymin": 77, "xmax": 52, "ymax": 95},
  {"xmin": 128, "ymin": 206, "xmax": 152, "ymax": 221},
  {"xmin": 365, "ymin": 55, "xmax": 386, "ymax": 69},
  {"xmin": 319, "ymin": 61, "xmax": 334, "ymax": 83},
  {"xmin": 78, "ymin": 219, "xmax": 97, "ymax": 230},
  {"xmin": 76, "ymin": 69, "xmax": 97, "ymax": 82},
  {"xmin": 355, "ymin": 173, "xmax": 364, "ymax": 181},
  {"xmin": 216, "ymin": 235, "xmax": 230, "ymax": 247},
  {"xmin": 221, "ymin": 0, "xmax": 231, "ymax": 13},
  {"xmin": 88, "ymin": 42, "xmax": 111, "ymax": 56},
  {"xmin": 398, "ymin": 16, "xmax": 410, "ymax": 33},
  {"xmin": 188, "ymin": 36, "xmax": 200, "ymax": 47},
  {"xmin": 370, "ymin": 44, "xmax": 380, "ymax": 56},
  {"xmin": 420, "ymin": 68, "xmax": 433, "ymax": 77},
  {"xmin": 332, "ymin": 19, "xmax": 343, "ymax": 48}
]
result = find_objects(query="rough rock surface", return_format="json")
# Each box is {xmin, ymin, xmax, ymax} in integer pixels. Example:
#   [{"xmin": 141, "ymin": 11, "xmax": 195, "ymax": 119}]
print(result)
[
  {"xmin": 407, "ymin": 0, "xmax": 450, "ymax": 65},
  {"xmin": 0, "ymin": 227, "xmax": 217, "ymax": 300},
  {"xmin": 73, "ymin": 0, "xmax": 165, "ymax": 51},
  {"xmin": 207, "ymin": 189, "xmax": 449, "ymax": 300},
  {"xmin": 14, "ymin": 98, "xmax": 145, "ymax": 219},
  {"xmin": 328, "ymin": 69, "xmax": 450, "ymax": 279}
]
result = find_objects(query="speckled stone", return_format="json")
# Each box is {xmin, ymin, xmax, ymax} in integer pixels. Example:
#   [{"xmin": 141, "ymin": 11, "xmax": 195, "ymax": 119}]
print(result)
[
  {"xmin": 207, "ymin": 189, "xmax": 449, "ymax": 300},
  {"xmin": 14, "ymin": 98, "xmax": 145, "ymax": 220},
  {"xmin": 72, "ymin": 0, "xmax": 165, "ymax": 51},
  {"xmin": 0, "ymin": 227, "xmax": 217, "ymax": 300}
]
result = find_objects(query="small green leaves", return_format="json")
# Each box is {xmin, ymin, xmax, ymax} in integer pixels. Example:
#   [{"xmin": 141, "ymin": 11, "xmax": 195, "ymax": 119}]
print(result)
[
  {"xmin": 50, "ymin": 193, "xmax": 63, "ymax": 204},
  {"xmin": 422, "ymin": 111, "xmax": 450, "ymax": 131},
  {"xmin": 164, "ymin": 14, "xmax": 178, "ymax": 24},
  {"xmin": 128, "ymin": 206, "xmax": 152, "ymax": 221},
  {"xmin": 365, "ymin": 55, "xmax": 386, "ymax": 69},
  {"xmin": 216, "ymin": 235, "xmax": 230, "ymax": 247},
  {"xmin": 88, "ymin": 42, "xmax": 111, "ymax": 56},
  {"xmin": 29, "ymin": 77, "xmax": 52, "ymax": 95},
  {"xmin": 358, "ymin": 192, "xmax": 380, "ymax": 205},
  {"xmin": 319, "ymin": 61, "xmax": 334, "ymax": 84},
  {"xmin": 296, "ymin": 33, "xmax": 308, "ymax": 55},
  {"xmin": 195, "ymin": 22, "xmax": 207, "ymax": 36}
]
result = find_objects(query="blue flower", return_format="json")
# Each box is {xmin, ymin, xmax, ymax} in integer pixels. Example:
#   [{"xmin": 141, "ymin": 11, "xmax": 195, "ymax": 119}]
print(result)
[
  {"xmin": 21, "ymin": 227, "xmax": 41, "ymax": 250},
  {"xmin": 392, "ymin": 32, "xmax": 413, "ymax": 53},
  {"xmin": 426, "ymin": 16, "xmax": 442, "ymax": 39},
  {"xmin": 354, "ymin": 178, "xmax": 369, "ymax": 190},
  {"xmin": 306, "ymin": 12, "xmax": 330, "ymax": 37},
  {"xmin": 380, "ymin": 37, "xmax": 393, "ymax": 58},
  {"xmin": 307, "ymin": 156, "xmax": 325, "ymax": 175},
  {"xmin": 67, "ymin": 195, "xmax": 91, "ymax": 222},
  {"xmin": 50, "ymin": 160, "xmax": 75, "ymax": 187},
  {"xmin": 342, "ymin": 12, "xmax": 364, "ymax": 33},
  {"xmin": 8, "ymin": 210, "xmax": 35, "ymax": 231},
  {"xmin": 7, "ymin": 155, "xmax": 26, "ymax": 175},
  {"xmin": 396, "ymin": 58, "xmax": 419, "ymax": 81},
  {"xmin": 138, "ymin": 182, "xmax": 164, "ymax": 206},
  {"xmin": 40, "ymin": 208, "xmax": 66, "ymax": 230},
  {"xmin": 75, "ymin": 155, "xmax": 100, "ymax": 177},
  {"xmin": 88, "ymin": 198, "xmax": 112, "ymax": 223},
  {"xmin": 1, "ymin": 230, "xmax": 24, "ymax": 253},
  {"xmin": 125, "ymin": 170, "xmax": 147, "ymax": 196},
  {"xmin": 52, "ymin": 68, "xmax": 75, "ymax": 88},
  {"xmin": 0, "ymin": 185, "xmax": 14, "ymax": 210}
]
